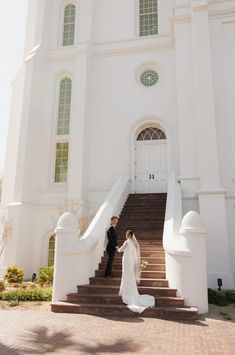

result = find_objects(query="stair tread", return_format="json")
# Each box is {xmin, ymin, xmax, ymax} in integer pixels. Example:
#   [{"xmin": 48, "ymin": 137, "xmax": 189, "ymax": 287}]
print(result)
[
  {"xmin": 91, "ymin": 277, "xmax": 167, "ymax": 281},
  {"xmin": 100, "ymin": 259, "xmax": 164, "ymax": 271},
  {"xmin": 79, "ymin": 284, "xmax": 177, "ymax": 291},
  {"xmin": 52, "ymin": 301, "xmax": 197, "ymax": 313},
  {"xmin": 68, "ymin": 293, "xmax": 184, "ymax": 301}
]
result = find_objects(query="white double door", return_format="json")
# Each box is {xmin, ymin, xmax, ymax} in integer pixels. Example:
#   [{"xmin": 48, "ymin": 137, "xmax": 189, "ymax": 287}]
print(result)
[{"xmin": 135, "ymin": 140, "xmax": 168, "ymax": 193}]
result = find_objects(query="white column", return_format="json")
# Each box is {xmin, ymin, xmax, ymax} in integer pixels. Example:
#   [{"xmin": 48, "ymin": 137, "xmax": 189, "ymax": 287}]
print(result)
[
  {"xmin": 191, "ymin": 0, "xmax": 234, "ymax": 288},
  {"xmin": 174, "ymin": 1, "xmax": 199, "ymax": 196},
  {"xmin": 68, "ymin": 0, "xmax": 94, "ymax": 202}
]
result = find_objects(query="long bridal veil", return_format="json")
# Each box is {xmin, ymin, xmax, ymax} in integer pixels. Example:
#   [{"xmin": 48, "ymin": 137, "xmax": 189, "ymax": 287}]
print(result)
[
  {"xmin": 119, "ymin": 235, "xmax": 155, "ymax": 313},
  {"xmin": 132, "ymin": 234, "xmax": 141, "ymax": 284}
]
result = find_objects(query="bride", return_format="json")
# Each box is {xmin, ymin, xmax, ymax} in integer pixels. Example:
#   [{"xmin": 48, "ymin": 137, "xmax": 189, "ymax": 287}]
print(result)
[{"xmin": 117, "ymin": 230, "xmax": 155, "ymax": 313}]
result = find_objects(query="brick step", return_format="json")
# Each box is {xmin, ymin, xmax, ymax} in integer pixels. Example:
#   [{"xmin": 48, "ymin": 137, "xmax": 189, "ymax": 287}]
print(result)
[
  {"xmin": 118, "ymin": 218, "xmax": 165, "ymax": 223},
  {"xmin": 128, "ymin": 192, "xmax": 167, "ymax": 198},
  {"xmin": 120, "ymin": 208, "xmax": 166, "ymax": 213},
  {"xmin": 117, "ymin": 234, "xmax": 163, "ymax": 240},
  {"xmin": 67, "ymin": 293, "xmax": 184, "ymax": 307},
  {"xmin": 101, "ymin": 256, "xmax": 165, "ymax": 264},
  {"xmin": 77, "ymin": 285, "xmax": 176, "ymax": 297},
  {"xmin": 99, "ymin": 263, "xmax": 165, "ymax": 271},
  {"xmin": 51, "ymin": 302, "xmax": 197, "ymax": 320},
  {"xmin": 126, "ymin": 192, "xmax": 167, "ymax": 198},
  {"xmin": 118, "ymin": 229, "xmax": 163, "ymax": 233},
  {"xmin": 120, "ymin": 214, "xmax": 165, "ymax": 219},
  {"xmin": 109, "ymin": 242, "xmax": 163, "ymax": 247},
  {"xmin": 117, "ymin": 225, "xmax": 164, "ymax": 229},
  {"xmin": 120, "ymin": 216, "xmax": 165, "ymax": 220},
  {"xmin": 125, "ymin": 196, "xmax": 166, "ymax": 200},
  {"xmin": 118, "ymin": 232, "xmax": 163, "ymax": 238},
  {"xmin": 140, "ymin": 247, "xmax": 165, "ymax": 252},
  {"xmin": 133, "ymin": 240, "xmax": 163, "ymax": 244},
  {"xmin": 117, "ymin": 224, "xmax": 164, "ymax": 229},
  {"xmin": 139, "ymin": 248, "xmax": 164, "ymax": 251},
  {"xmin": 104, "ymin": 251, "xmax": 165, "ymax": 257},
  {"xmin": 95, "ymin": 269, "xmax": 166, "ymax": 279},
  {"xmin": 121, "ymin": 204, "xmax": 166, "ymax": 208},
  {"xmin": 121, "ymin": 205, "xmax": 166, "ymax": 209},
  {"xmin": 89, "ymin": 277, "xmax": 168, "ymax": 287},
  {"xmin": 126, "ymin": 197, "xmax": 166, "ymax": 201},
  {"xmin": 116, "ymin": 248, "xmax": 165, "ymax": 254}
]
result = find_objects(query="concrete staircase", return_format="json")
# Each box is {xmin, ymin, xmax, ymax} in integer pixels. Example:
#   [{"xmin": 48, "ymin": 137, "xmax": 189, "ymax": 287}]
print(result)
[{"xmin": 51, "ymin": 193, "xmax": 198, "ymax": 320}]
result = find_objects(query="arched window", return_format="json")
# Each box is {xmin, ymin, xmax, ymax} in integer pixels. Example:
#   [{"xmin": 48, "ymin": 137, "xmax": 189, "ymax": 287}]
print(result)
[
  {"xmin": 48, "ymin": 234, "xmax": 55, "ymax": 267},
  {"xmin": 54, "ymin": 77, "xmax": 71, "ymax": 183},
  {"xmin": 139, "ymin": 0, "xmax": 158, "ymax": 37},
  {"xmin": 63, "ymin": 4, "xmax": 76, "ymax": 46},
  {"xmin": 54, "ymin": 142, "xmax": 69, "ymax": 183},
  {"xmin": 57, "ymin": 78, "xmax": 72, "ymax": 135},
  {"xmin": 137, "ymin": 127, "xmax": 166, "ymax": 141}
]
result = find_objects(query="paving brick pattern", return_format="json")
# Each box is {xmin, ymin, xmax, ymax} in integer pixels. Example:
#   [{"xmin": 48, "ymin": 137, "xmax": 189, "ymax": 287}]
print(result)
[{"xmin": 0, "ymin": 308, "xmax": 235, "ymax": 354}]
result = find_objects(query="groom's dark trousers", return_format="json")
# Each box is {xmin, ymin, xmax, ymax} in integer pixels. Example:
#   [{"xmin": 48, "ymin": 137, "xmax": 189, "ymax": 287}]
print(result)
[{"xmin": 105, "ymin": 225, "xmax": 118, "ymax": 277}]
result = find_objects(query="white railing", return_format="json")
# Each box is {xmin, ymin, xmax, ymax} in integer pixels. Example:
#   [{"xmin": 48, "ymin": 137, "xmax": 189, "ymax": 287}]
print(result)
[
  {"xmin": 53, "ymin": 176, "xmax": 130, "ymax": 302},
  {"xmin": 163, "ymin": 173, "xmax": 208, "ymax": 314}
]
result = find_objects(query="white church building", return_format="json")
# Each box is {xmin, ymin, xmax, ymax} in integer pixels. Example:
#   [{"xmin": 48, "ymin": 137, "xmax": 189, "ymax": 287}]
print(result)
[{"xmin": 1, "ymin": 0, "xmax": 235, "ymax": 294}]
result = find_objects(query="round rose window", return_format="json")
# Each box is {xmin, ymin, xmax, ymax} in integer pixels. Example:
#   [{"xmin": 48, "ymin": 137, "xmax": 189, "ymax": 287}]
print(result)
[{"xmin": 140, "ymin": 69, "xmax": 159, "ymax": 87}]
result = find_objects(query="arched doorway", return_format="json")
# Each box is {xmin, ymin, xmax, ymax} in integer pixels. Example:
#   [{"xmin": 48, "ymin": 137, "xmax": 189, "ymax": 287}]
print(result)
[{"xmin": 134, "ymin": 127, "xmax": 168, "ymax": 193}]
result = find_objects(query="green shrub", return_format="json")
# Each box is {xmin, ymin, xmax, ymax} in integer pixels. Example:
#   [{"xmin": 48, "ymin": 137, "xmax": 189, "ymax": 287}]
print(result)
[
  {"xmin": 208, "ymin": 288, "xmax": 229, "ymax": 306},
  {"xmin": 38, "ymin": 266, "xmax": 54, "ymax": 286},
  {"xmin": 224, "ymin": 290, "xmax": 235, "ymax": 303},
  {"xmin": 5, "ymin": 265, "xmax": 24, "ymax": 284},
  {"xmin": 0, "ymin": 287, "xmax": 52, "ymax": 301}
]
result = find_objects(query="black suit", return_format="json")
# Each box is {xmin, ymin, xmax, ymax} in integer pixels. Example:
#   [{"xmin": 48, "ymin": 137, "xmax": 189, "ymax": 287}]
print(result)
[{"xmin": 105, "ymin": 225, "xmax": 118, "ymax": 277}]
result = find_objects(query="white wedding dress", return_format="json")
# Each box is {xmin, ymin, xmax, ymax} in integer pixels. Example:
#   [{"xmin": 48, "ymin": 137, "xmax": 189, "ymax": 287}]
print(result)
[{"xmin": 118, "ymin": 237, "xmax": 155, "ymax": 313}]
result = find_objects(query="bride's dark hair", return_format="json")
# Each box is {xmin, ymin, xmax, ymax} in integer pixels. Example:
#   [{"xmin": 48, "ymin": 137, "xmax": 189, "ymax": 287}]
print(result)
[{"xmin": 126, "ymin": 230, "xmax": 134, "ymax": 238}]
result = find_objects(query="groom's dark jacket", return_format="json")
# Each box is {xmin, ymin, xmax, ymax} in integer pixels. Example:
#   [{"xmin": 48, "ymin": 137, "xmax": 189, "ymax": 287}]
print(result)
[{"xmin": 106, "ymin": 226, "xmax": 118, "ymax": 252}]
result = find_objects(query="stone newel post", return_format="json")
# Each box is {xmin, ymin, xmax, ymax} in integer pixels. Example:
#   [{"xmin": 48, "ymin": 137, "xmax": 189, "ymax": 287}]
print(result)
[
  {"xmin": 180, "ymin": 211, "xmax": 208, "ymax": 314},
  {"xmin": 52, "ymin": 212, "xmax": 78, "ymax": 302}
]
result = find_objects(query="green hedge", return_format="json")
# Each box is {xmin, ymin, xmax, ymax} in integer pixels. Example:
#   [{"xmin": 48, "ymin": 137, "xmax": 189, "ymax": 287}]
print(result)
[
  {"xmin": 0, "ymin": 287, "xmax": 52, "ymax": 301},
  {"xmin": 208, "ymin": 288, "xmax": 235, "ymax": 306}
]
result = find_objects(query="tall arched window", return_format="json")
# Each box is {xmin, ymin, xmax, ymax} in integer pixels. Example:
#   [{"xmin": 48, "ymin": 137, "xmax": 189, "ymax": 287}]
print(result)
[
  {"xmin": 139, "ymin": 0, "xmax": 158, "ymax": 37},
  {"xmin": 48, "ymin": 234, "xmax": 55, "ymax": 267},
  {"xmin": 57, "ymin": 78, "xmax": 72, "ymax": 135},
  {"xmin": 54, "ymin": 77, "xmax": 72, "ymax": 183},
  {"xmin": 63, "ymin": 4, "xmax": 76, "ymax": 46}
]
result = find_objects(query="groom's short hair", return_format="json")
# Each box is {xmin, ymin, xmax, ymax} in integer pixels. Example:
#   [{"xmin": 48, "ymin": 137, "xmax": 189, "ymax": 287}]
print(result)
[{"xmin": 111, "ymin": 216, "xmax": 118, "ymax": 221}]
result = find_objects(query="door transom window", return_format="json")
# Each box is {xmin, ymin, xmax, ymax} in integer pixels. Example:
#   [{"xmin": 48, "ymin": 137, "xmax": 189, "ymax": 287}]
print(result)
[{"xmin": 137, "ymin": 127, "xmax": 166, "ymax": 141}]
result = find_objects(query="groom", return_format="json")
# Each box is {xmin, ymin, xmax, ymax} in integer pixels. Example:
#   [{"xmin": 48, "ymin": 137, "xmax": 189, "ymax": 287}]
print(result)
[{"xmin": 105, "ymin": 216, "xmax": 119, "ymax": 278}]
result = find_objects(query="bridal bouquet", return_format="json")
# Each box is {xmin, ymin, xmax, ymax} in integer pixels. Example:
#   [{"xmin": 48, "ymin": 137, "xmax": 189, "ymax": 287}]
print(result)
[{"xmin": 140, "ymin": 260, "xmax": 148, "ymax": 270}]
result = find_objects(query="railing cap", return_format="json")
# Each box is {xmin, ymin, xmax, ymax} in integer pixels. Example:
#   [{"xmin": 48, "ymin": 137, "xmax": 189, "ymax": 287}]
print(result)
[
  {"xmin": 180, "ymin": 210, "xmax": 206, "ymax": 236},
  {"xmin": 56, "ymin": 212, "xmax": 77, "ymax": 233}
]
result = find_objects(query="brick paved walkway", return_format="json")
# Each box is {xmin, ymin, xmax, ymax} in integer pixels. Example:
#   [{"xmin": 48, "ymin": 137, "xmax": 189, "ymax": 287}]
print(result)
[{"xmin": 0, "ymin": 307, "xmax": 235, "ymax": 354}]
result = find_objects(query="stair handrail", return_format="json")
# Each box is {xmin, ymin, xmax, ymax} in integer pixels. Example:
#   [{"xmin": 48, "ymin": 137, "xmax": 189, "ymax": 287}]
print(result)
[
  {"xmin": 53, "ymin": 176, "xmax": 130, "ymax": 302},
  {"xmin": 163, "ymin": 173, "xmax": 191, "ymax": 255},
  {"xmin": 62, "ymin": 176, "xmax": 130, "ymax": 254}
]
